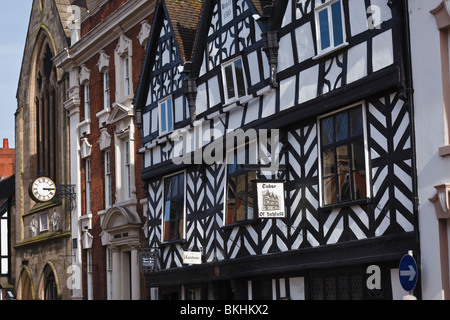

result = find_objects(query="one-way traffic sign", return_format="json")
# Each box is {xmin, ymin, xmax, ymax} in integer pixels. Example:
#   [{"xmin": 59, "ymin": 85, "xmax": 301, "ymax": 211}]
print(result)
[{"xmin": 399, "ymin": 254, "xmax": 418, "ymax": 292}]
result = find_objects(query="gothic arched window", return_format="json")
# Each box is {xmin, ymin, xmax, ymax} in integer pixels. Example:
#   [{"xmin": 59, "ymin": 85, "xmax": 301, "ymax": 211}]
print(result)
[{"xmin": 35, "ymin": 42, "xmax": 58, "ymax": 180}]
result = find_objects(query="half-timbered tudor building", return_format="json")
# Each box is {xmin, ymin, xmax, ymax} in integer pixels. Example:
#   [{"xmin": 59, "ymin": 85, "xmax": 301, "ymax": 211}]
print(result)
[
  {"xmin": 0, "ymin": 175, "xmax": 14, "ymax": 300},
  {"xmin": 135, "ymin": 0, "xmax": 419, "ymax": 300},
  {"xmin": 54, "ymin": 0, "xmax": 155, "ymax": 300}
]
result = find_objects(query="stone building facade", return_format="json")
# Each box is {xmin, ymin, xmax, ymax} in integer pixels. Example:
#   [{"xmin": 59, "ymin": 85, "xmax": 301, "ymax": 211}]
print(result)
[
  {"xmin": 14, "ymin": 0, "xmax": 77, "ymax": 300},
  {"xmin": 54, "ymin": 0, "xmax": 155, "ymax": 300}
]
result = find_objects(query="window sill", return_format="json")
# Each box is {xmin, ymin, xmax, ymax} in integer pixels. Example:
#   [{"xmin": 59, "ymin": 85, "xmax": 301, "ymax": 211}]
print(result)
[
  {"xmin": 159, "ymin": 239, "xmax": 186, "ymax": 247},
  {"xmin": 78, "ymin": 118, "xmax": 91, "ymax": 136},
  {"xmin": 222, "ymin": 218, "xmax": 260, "ymax": 230},
  {"xmin": 439, "ymin": 145, "xmax": 450, "ymax": 157},
  {"xmin": 313, "ymin": 42, "xmax": 349, "ymax": 61},
  {"xmin": 318, "ymin": 198, "xmax": 371, "ymax": 212},
  {"xmin": 222, "ymin": 94, "xmax": 253, "ymax": 112},
  {"xmin": 96, "ymin": 108, "xmax": 111, "ymax": 127}
]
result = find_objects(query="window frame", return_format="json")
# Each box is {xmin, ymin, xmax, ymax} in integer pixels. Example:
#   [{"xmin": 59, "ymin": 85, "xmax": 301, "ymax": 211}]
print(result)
[
  {"xmin": 124, "ymin": 56, "xmax": 131, "ymax": 97},
  {"xmin": 317, "ymin": 102, "xmax": 371, "ymax": 208},
  {"xmin": 85, "ymin": 158, "xmax": 92, "ymax": 214},
  {"xmin": 161, "ymin": 171, "xmax": 186, "ymax": 243},
  {"xmin": 84, "ymin": 82, "xmax": 91, "ymax": 120},
  {"xmin": 124, "ymin": 141, "xmax": 132, "ymax": 200},
  {"xmin": 221, "ymin": 56, "xmax": 249, "ymax": 105},
  {"xmin": 104, "ymin": 150, "xmax": 112, "ymax": 208},
  {"xmin": 40, "ymin": 213, "xmax": 49, "ymax": 232},
  {"xmin": 103, "ymin": 72, "xmax": 110, "ymax": 111},
  {"xmin": 314, "ymin": 0, "xmax": 348, "ymax": 58},
  {"xmin": 158, "ymin": 96, "xmax": 174, "ymax": 136},
  {"xmin": 224, "ymin": 144, "xmax": 258, "ymax": 226}
]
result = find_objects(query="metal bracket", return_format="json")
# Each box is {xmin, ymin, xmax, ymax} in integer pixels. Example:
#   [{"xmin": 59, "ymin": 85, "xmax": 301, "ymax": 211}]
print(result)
[{"xmin": 56, "ymin": 185, "xmax": 77, "ymax": 212}]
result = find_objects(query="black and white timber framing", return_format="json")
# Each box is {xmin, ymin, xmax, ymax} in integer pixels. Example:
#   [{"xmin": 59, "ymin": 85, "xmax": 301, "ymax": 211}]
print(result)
[{"xmin": 134, "ymin": 0, "xmax": 419, "ymax": 300}]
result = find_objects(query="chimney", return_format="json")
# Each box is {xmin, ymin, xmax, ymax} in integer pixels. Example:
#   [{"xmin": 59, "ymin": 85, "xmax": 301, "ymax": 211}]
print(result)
[{"xmin": 3, "ymin": 139, "xmax": 9, "ymax": 149}]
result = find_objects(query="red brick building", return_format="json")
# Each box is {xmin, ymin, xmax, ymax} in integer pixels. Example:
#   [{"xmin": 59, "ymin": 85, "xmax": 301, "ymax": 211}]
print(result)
[
  {"xmin": 0, "ymin": 139, "xmax": 14, "ymax": 180},
  {"xmin": 54, "ymin": 0, "xmax": 155, "ymax": 300}
]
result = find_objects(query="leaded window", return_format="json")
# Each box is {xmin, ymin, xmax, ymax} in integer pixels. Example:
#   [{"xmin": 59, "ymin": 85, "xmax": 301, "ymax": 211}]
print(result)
[
  {"xmin": 319, "ymin": 105, "xmax": 368, "ymax": 206},
  {"xmin": 163, "ymin": 172, "xmax": 185, "ymax": 242},
  {"xmin": 225, "ymin": 145, "xmax": 257, "ymax": 225}
]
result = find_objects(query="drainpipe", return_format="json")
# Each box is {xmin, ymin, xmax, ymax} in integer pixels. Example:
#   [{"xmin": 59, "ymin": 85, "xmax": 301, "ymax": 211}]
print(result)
[{"xmin": 401, "ymin": 0, "xmax": 422, "ymax": 300}]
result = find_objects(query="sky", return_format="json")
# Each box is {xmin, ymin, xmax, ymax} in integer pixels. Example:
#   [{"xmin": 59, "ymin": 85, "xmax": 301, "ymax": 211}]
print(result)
[{"xmin": 0, "ymin": 1, "xmax": 33, "ymax": 148}]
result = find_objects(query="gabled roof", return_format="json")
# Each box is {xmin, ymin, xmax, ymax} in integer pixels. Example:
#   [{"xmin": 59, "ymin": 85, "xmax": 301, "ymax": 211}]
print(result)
[
  {"xmin": 251, "ymin": 0, "xmax": 275, "ymax": 16},
  {"xmin": 134, "ymin": 0, "xmax": 203, "ymax": 111},
  {"xmin": 189, "ymin": 0, "xmax": 273, "ymax": 78},
  {"xmin": 165, "ymin": 0, "xmax": 203, "ymax": 62}
]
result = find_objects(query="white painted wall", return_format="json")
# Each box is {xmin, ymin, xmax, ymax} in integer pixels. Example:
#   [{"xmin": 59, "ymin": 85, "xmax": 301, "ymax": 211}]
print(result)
[{"xmin": 409, "ymin": 0, "xmax": 447, "ymax": 300}]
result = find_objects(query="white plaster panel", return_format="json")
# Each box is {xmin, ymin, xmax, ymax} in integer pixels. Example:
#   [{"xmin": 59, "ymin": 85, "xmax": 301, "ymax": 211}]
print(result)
[
  {"xmin": 245, "ymin": 97, "xmax": 260, "ymax": 124},
  {"xmin": 153, "ymin": 146, "xmax": 161, "ymax": 164},
  {"xmin": 262, "ymin": 51, "xmax": 270, "ymax": 80},
  {"xmin": 174, "ymin": 96, "xmax": 184, "ymax": 123},
  {"xmin": 372, "ymin": 30, "xmax": 394, "ymax": 72},
  {"xmin": 261, "ymin": 90, "xmax": 276, "ymax": 118},
  {"xmin": 145, "ymin": 86, "xmax": 153, "ymax": 106},
  {"xmin": 349, "ymin": 0, "xmax": 368, "ymax": 36},
  {"xmin": 248, "ymin": 50, "xmax": 261, "ymax": 86},
  {"xmin": 143, "ymin": 111, "xmax": 150, "ymax": 137},
  {"xmin": 228, "ymin": 107, "xmax": 244, "ymax": 131},
  {"xmin": 208, "ymin": 76, "xmax": 221, "ymax": 108},
  {"xmin": 298, "ymin": 64, "xmax": 319, "ymax": 104},
  {"xmin": 196, "ymin": 83, "xmax": 208, "ymax": 114},
  {"xmin": 280, "ymin": 76, "xmax": 297, "ymax": 111},
  {"xmin": 347, "ymin": 42, "xmax": 368, "ymax": 84},
  {"xmin": 295, "ymin": 22, "xmax": 315, "ymax": 63},
  {"xmin": 282, "ymin": 0, "xmax": 293, "ymax": 28},
  {"xmin": 370, "ymin": 0, "xmax": 392, "ymax": 27},
  {"xmin": 278, "ymin": 34, "xmax": 294, "ymax": 72},
  {"xmin": 151, "ymin": 109, "xmax": 158, "ymax": 134},
  {"xmin": 145, "ymin": 149, "xmax": 151, "ymax": 168}
]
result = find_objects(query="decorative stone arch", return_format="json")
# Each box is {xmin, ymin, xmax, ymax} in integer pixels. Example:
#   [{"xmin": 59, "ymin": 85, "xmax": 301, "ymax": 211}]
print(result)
[
  {"xmin": 37, "ymin": 261, "xmax": 61, "ymax": 300},
  {"xmin": 17, "ymin": 266, "xmax": 35, "ymax": 300},
  {"xmin": 101, "ymin": 205, "xmax": 141, "ymax": 247},
  {"xmin": 100, "ymin": 205, "xmax": 142, "ymax": 300}
]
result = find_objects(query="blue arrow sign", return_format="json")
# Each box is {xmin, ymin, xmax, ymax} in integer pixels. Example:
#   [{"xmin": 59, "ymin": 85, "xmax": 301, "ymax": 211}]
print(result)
[{"xmin": 399, "ymin": 254, "xmax": 418, "ymax": 292}]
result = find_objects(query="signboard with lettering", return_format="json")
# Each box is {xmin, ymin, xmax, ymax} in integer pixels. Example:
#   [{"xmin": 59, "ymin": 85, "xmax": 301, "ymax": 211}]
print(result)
[
  {"xmin": 139, "ymin": 249, "xmax": 159, "ymax": 273},
  {"xmin": 221, "ymin": 0, "xmax": 233, "ymax": 26},
  {"xmin": 183, "ymin": 251, "xmax": 202, "ymax": 265},
  {"xmin": 255, "ymin": 180, "xmax": 286, "ymax": 219}
]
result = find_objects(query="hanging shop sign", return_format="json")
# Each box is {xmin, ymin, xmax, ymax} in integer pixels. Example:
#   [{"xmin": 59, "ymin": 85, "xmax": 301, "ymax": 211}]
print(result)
[
  {"xmin": 255, "ymin": 180, "xmax": 286, "ymax": 219},
  {"xmin": 139, "ymin": 249, "xmax": 159, "ymax": 273}
]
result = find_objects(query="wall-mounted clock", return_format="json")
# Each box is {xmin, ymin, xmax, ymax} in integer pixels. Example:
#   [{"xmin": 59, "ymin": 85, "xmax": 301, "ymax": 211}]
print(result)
[{"xmin": 29, "ymin": 176, "xmax": 57, "ymax": 203}]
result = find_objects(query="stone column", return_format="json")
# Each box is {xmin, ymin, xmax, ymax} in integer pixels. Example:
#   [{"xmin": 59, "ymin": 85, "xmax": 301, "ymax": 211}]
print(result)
[
  {"xmin": 131, "ymin": 248, "xmax": 141, "ymax": 300},
  {"xmin": 112, "ymin": 247, "xmax": 122, "ymax": 300}
]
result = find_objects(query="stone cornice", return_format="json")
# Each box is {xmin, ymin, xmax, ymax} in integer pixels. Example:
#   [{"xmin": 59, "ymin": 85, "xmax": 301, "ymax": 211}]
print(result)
[{"xmin": 54, "ymin": 0, "xmax": 155, "ymax": 71}]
